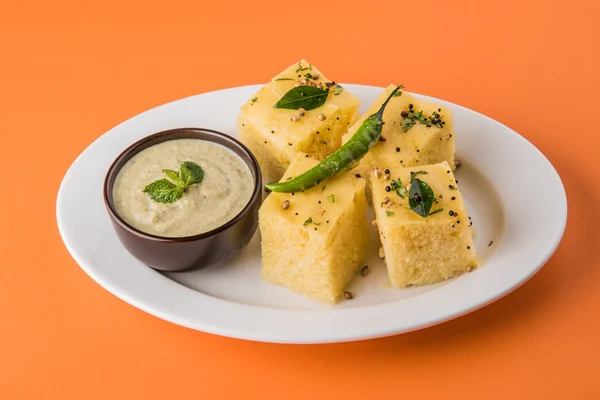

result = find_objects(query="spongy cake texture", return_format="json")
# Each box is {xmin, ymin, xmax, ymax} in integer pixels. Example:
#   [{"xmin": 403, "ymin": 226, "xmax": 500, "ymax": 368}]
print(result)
[
  {"xmin": 259, "ymin": 152, "xmax": 369, "ymax": 304},
  {"xmin": 371, "ymin": 161, "xmax": 477, "ymax": 288}
]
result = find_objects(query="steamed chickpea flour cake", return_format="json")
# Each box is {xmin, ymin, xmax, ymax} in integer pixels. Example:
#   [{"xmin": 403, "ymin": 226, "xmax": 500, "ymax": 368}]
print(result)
[
  {"xmin": 237, "ymin": 60, "xmax": 479, "ymax": 304},
  {"xmin": 113, "ymin": 139, "xmax": 254, "ymax": 237},
  {"xmin": 237, "ymin": 59, "xmax": 360, "ymax": 184}
]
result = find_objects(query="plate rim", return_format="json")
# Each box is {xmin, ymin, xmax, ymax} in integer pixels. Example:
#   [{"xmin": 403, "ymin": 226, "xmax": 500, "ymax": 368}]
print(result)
[{"xmin": 56, "ymin": 83, "xmax": 568, "ymax": 344}]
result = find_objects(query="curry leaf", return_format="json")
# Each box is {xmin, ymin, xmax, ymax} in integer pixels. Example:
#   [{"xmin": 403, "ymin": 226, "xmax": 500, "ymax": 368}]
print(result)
[
  {"xmin": 274, "ymin": 86, "xmax": 329, "ymax": 111},
  {"xmin": 408, "ymin": 178, "xmax": 435, "ymax": 218}
]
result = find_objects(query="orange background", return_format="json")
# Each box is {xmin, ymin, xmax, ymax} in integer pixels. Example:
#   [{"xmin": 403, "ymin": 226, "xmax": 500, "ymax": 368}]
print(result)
[{"xmin": 1, "ymin": 0, "xmax": 599, "ymax": 398}]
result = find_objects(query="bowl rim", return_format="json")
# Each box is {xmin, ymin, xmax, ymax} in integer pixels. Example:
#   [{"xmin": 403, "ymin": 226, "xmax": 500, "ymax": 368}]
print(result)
[{"xmin": 102, "ymin": 127, "xmax": 262, "ymax": 243}]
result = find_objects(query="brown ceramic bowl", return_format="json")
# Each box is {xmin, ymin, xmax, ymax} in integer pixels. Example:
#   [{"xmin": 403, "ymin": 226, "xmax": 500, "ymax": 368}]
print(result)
[{"xmin": 103, "ymin": 127, "xmax": 262, "ymax": 272}]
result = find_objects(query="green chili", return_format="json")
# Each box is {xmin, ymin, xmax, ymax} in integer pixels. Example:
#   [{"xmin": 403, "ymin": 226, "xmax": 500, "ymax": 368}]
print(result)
[{"xmin": 265, "ymin": 86, "xmax": 402, "ymax": 193}]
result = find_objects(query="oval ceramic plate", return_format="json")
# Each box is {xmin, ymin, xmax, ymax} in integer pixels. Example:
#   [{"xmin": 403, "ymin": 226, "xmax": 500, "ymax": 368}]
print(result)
[{"xmin": 56, "ymin": 84, "xmax": 567, "ymax": 344}]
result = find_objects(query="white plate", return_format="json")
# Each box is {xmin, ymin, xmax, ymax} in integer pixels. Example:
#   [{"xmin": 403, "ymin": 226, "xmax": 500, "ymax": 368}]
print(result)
[{"xmin": 56, "ymin": 84, "xmax": 567, "ymax": 344}]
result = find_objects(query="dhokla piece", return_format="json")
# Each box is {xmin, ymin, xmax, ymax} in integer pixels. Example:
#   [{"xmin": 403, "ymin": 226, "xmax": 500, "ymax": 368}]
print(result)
[
  {"xmin": 259, "ymin": 152, "xmax": 369, "ymax": 304},
  {"xmin": 372, "ymin": 161, "xmax": 477, "ymax": 288},
  {"xmin": 342, "ymin": 84, "xmax": 456, "ymax": 180},
  {"xmin": 237, "ymin": 59, "xmax": 360, "ymax": 184}
]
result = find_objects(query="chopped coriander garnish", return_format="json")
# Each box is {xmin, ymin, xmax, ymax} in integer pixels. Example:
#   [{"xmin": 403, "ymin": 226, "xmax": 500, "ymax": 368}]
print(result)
[
  {"xmin": 321, "ymin": 186, "xmax": 327, "ymax": 192},
  {"xmin": 410, "ymin": 170, "xmax": 428, "ymax": 182},
  {"xmin": 274, "ymin": 78, "xmax": 294, "ymax": 81},
  {"xmin": 303, "ymin": 217, "xmax": 321, "ymax": 227},
  {"xmin": 400, "ymin": 118, "xmax": 416, "ymax": 133},
  {"xmin": 386, "ymin": 211, "xmax": 395, "ymax": 217},
  {"xmin": 321, "ymin": 140, "xmax": 327, "ymax": 145},
  {"xmin": 328, "ymin": 194, "xmax": 335, "ymax": 203},
  {"xmin": 251, "ymin": 97, "xmax": 258, "ymax": 104},
  {"xmin": 390, "ymin": 178, "xmax": 407, "ymax": 199},
  {"xmin": 295, "ymin": 62, "xmax": 312, "ymax": 73},
  {"xmin": 400, "ymin": 108, "xmax": 445, "ymax": 132}
]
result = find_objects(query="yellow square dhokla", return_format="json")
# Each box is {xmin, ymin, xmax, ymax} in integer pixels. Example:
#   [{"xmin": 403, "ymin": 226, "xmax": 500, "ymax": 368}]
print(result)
[
  {"xmin": 342, "ymin": 84, "xmax": 455, "ymax": 180},
  {"xmin": 372, "ymin": 161, "xmax": 477, "ymax": 288},
  {"xmin": 237, "ymin": 60, "xmax": 360, "ymax": 184},
  {"xmin": 259, "ymin": 152, "xmax": 369, "ymax": 304}
]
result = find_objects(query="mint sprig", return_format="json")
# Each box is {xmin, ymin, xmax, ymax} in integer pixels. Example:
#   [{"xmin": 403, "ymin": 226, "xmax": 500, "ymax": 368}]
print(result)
[
  {"xmin": 143, "ymin": 161, "xmax": 204, "ymax": 203},
  {"xmin": 179, "ymin": 161, "xmax": 204, "ymax": 187}
]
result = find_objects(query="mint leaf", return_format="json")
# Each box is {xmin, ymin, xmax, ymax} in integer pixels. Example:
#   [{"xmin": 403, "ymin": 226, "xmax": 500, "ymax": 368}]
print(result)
[
  {"xmin": 144, "ymin": 162, "xmax": 204, "ymax": 203},
  {"xmin": 274, "ymin": 86, "xmax": 329, "ymax": 111},
  {"xmin": 162, "ymin": 169, "xmax": 181, "ymax": 184},
  {"xmin": 143, "ymin": 179, "xmax": 184, "ymax": 203},
  {"xmin": 180, "ymin": 161, "xmax": 204, "ymax": 187}
]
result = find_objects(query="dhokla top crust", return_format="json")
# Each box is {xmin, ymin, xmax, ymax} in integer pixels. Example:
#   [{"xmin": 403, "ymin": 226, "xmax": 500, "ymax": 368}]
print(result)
[{"xmin": 260, "ymin": 152, "xmax": 366, "ymax": 237}]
